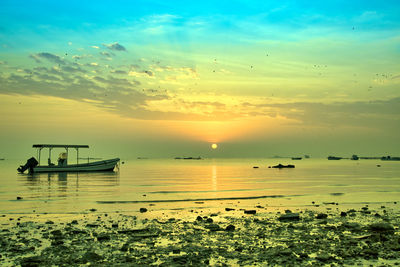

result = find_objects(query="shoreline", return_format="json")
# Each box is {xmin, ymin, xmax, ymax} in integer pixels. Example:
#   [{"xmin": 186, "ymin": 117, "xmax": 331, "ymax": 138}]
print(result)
[{"xmin": 1, "ymin": 202, "xmax": 400, "ymax": 266}]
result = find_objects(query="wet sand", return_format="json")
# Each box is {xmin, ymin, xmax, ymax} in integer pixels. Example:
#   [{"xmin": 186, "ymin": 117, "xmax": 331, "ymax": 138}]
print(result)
[{"xmin": 1, "ymin": 202, "xmax": 400, "ymax": 266}]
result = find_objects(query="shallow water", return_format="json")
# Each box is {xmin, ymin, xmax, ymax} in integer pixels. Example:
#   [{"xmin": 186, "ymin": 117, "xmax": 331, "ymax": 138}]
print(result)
[{"xmin": 0, "ymin": 158, "xmax": 399, "ymax": 214}]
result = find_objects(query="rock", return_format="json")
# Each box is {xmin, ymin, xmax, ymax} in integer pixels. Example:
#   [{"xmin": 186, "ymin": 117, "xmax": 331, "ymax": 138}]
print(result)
[
  {"xmin": 206, "ymin": 218, "xmax": 213, "ymax": 223},
  {"xmin": 362, "ymin": 248, "xmax": 379, "ymax": 258},
  {"xmin": 50, "ymin": 229, "xmax": 62, "ymax": 237},
  {"xmin": 81, "ymin": 251, "xmax": 102, "ymax": 263},
  {"xmin": 16, "ymin": 196, "xmax": 23, "ymax": 200},
  {"xmin": 256, "ymin": 205, "xmax": 264, "ymax": 208},
  {"xmin": 45, "ymin": 220, "xmax": 54, "ymax": 224},
  {"xmin": 244, "ymin": 210, "xmax": 256, "ymax": 215},
  {"xmin": 278, "ymin": 213, "xmax": 300, "ymax": 221},
  {"xmin": 316, "ymin": 213, "xmax": 328, "ymax": 219},
  {"xmin": 97, "ymin": 233, "xmax": 111, "ymax": 241},
  {"xmin": 369, "ymin": 222, "xmax": 394, "ymax": 233},
  {"xmin": 225, "ymin": 208, "xmax": 235, "ymax": 211},
  {"xmin": 342, "ymin": 222, "xmax": 362, "ymax": 231},
  {"xmin": 206, "ymin": 224, "xmax": 221, "ymax": 231},
  {"xmin": 316, "ymin": 253, "xmax": 332, "ymax": 262},
  {"xmin": 210, "ymin": 213, "xmax": 218, "ymax": 217},
  {"xmin": 20, "ymin": 255, "xmax": 43, "ymax": 267},
  {"xmin": 86, "ymin": 223, "xmax": 99, "ymax": 228},
  {"xmin": 120, "ymin": 242, "xmax": 129, "ymax": 252},
  {"xmin": 89, "ymin": 208, "xmax": 97, "ymax": 212},
  {"xmin": 225, "ymin": 224, "xmax": 235, "ymax": 231},
  {"xmin": 71, "ymin": 220, "xmax": 78, "ymax": 224},
  {"xmin": 196, "ymin": 216, "xmax": 203, "ymax": 221},
  {"xmin": 285, "ymin": 210, "xmax": 292, "ymax": 214},
  {"xmin": 112, "ymin": 223, "xmax": 118, "ymax": 228},
  {"xmin": 340, "ymin": 211, "xmax": 347, "ymax": 217},
  {"xmin": 139, "ymin": 208, "xmax": 147, "ymax": 213}
]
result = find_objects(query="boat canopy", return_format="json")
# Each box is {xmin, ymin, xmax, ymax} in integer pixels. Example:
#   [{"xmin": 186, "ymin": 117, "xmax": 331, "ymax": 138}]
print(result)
[
  {"xmin": 33, "ymin": 144, "xmax": 89, "ymax": 148},
  {"xmin": 33, "ymin": 144, "xmax": 89, "ymax": 166}
]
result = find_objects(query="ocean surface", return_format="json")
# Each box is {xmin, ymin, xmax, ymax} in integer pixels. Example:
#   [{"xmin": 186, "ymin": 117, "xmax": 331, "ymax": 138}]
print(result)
[{"xmin": 0, "ymin": 158, "xmax": 399, "ymax": 214}]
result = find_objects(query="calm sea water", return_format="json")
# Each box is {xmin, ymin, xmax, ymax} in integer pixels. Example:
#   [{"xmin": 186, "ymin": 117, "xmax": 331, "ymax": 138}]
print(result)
[{"xmin": 0, "ymin": 158, "xmax": 399, "ymax": 214}]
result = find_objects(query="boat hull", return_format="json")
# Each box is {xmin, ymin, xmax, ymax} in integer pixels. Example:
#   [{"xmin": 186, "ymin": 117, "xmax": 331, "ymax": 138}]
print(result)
[{"xmin": 32, "ymin": 158, "xmax": 120, "ymax": 173}]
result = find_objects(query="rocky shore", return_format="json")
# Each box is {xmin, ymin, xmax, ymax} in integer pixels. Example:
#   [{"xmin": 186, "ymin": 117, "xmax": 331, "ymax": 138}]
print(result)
[{"xmin": 1, "ymin": 203, "xmax": 400, "ymax": 266}]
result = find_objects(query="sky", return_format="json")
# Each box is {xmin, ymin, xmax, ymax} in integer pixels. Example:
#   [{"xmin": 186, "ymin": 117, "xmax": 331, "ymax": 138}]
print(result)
[{"xmin": 0, "ymin": 0, "xmax": 399, "ymax": 159}]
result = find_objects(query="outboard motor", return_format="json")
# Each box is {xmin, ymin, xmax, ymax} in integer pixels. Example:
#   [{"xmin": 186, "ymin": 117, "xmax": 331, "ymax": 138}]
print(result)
[{"xmin": 17, "ymin": 157, "xmax": 39, "ymax": 173}]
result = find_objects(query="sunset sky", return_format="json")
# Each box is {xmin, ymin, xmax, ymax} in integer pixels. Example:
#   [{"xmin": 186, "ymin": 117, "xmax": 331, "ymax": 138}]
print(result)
[{"xmin": 0, "ymin": 0, "xmax": 399, "ymax": 159}]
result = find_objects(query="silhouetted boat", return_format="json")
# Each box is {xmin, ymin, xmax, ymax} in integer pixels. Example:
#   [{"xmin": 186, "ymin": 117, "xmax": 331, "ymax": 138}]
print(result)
[
  {"xmin": 270, "ymin": 164, "xmax": 295, "ymax": 169},
  {"xmin": 175, "ymin": 156, "xmax": 202, "ymax": 160},
  {"xmin": 291, "ymin": 157, "xmax": 302, "ymax": 160},
  {"xmin": 17, "ymin": 144, "xmax": 120, "ymax": 174},
  {"xmin": 327, "ymin": 156, "xmax": 342, "ymax": 160}
]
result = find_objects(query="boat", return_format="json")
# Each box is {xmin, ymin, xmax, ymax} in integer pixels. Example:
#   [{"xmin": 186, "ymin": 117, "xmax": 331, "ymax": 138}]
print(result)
[
  {"xmin": 291, "ymin": 157, "xmax": 302, "ymax": 160},
  {"xmin": 17, "ymin": 144, "xmax": 120, "ymax": 174},
  {"xmin": 327, "ymin": 156, "xmax": 342, "ymax": 160},
  {"xmin": 269, "ymin": 164, "xmax": 295, "ymax": 169}
]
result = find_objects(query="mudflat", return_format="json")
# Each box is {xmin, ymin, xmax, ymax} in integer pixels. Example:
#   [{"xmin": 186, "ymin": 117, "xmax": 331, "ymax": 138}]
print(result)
[{"xmin": 1, "ymin": 203, "xmax": 399, "ymax": 266}]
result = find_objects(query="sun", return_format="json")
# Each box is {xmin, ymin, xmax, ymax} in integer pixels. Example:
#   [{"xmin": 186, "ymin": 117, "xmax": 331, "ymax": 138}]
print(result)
[{"xmin": 211, "ymin": 143, "xmax": 218, "ymax": 149}]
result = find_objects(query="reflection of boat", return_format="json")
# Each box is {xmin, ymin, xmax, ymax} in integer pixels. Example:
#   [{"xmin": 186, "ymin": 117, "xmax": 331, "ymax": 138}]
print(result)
[
  {"xmin": 327, "ymin": 156, "xmax": 342, "ymax": 160},
  {"xmin": 18, "ymin": 144, "xmax": 120, "ymax": 174},
  {"xmin": 291, "ymin": 157, "xmax": 302, "ymax": 160},
  {"xmin": 381, "ymin": 156, "xmax": 400, "ymax": 161},
  {"xmin": 270, "ymin": 164, "xmax": 295, "ymax": 169}
]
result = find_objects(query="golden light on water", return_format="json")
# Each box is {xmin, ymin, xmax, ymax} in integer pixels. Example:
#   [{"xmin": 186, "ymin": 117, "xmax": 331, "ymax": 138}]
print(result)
[{"xmin": 211, "ymin": 143, "xmax": 218, "ymax": 149}]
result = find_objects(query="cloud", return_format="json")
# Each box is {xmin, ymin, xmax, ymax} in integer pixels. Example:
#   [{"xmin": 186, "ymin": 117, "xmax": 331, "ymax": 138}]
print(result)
[
  {"xmin": 128, "ymin": 70, "xmax": 154, "ymax": 78},
  {"xmin": 110, "ymin": 70, "xmax": 127, "ymax": 75},
  {"xmin": 100, "ymin": 51, "xmax": 113, "ymax": 57},
  {"xmin": 30, "ymin": 52, "xmax": 65, "ymax": 65},
  {"xmin": 102, "ymin": 42, "xmax": 126, "ymax": 51},
  {"xmin": 240, "ymin": 98, "xmax": 400, "ymax": 130}
]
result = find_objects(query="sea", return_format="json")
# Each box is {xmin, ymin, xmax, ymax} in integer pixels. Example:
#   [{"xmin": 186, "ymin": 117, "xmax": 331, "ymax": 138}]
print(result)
[{"xmin": 0, "ymin": 158, "xmax": 399, "ymax": 214}]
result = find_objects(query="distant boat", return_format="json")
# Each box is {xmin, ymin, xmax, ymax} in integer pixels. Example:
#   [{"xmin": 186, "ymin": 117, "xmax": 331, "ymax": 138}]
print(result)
[
  {"xmin": 270, "ymin": 164, "xmax": 295, "ymax": 169},
  {"xmin": 351, "ymin": 155, "xmax": 359, "ymax": 160},
  {"xmin": 0, "ymin": 158, "xmax": 4, "ymax": 160},
  {"xmin": 291, "ymin": 157, "xmax": 302, "ymax": 160},
  {"xmin": 381, "ymin": 156, "xmax": 400, "ymax": 161},
  {"xmin": 175, "ymin": 156, "xmax": 202, "ymax": 160},
  {"xmin": 304, "ymin": 155, "xmax": 310, "ymax": 159},
  {"xmin": 327, "ymin": 156, "xmax": 342, "ymax": 160},
  {"xmin": 17, "ymin": 144, "xmax": 120, "ymax": 174}
]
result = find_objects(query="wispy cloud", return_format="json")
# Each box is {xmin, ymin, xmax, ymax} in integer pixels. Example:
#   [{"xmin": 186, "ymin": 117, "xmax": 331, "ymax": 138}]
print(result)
[
  {"xmin": 102, "ymin": 42, "xmax": 126, "ymax": 51},
  {"xmin": 30, "ymin": 52, "xmax": 65, "ymax": 65}
]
